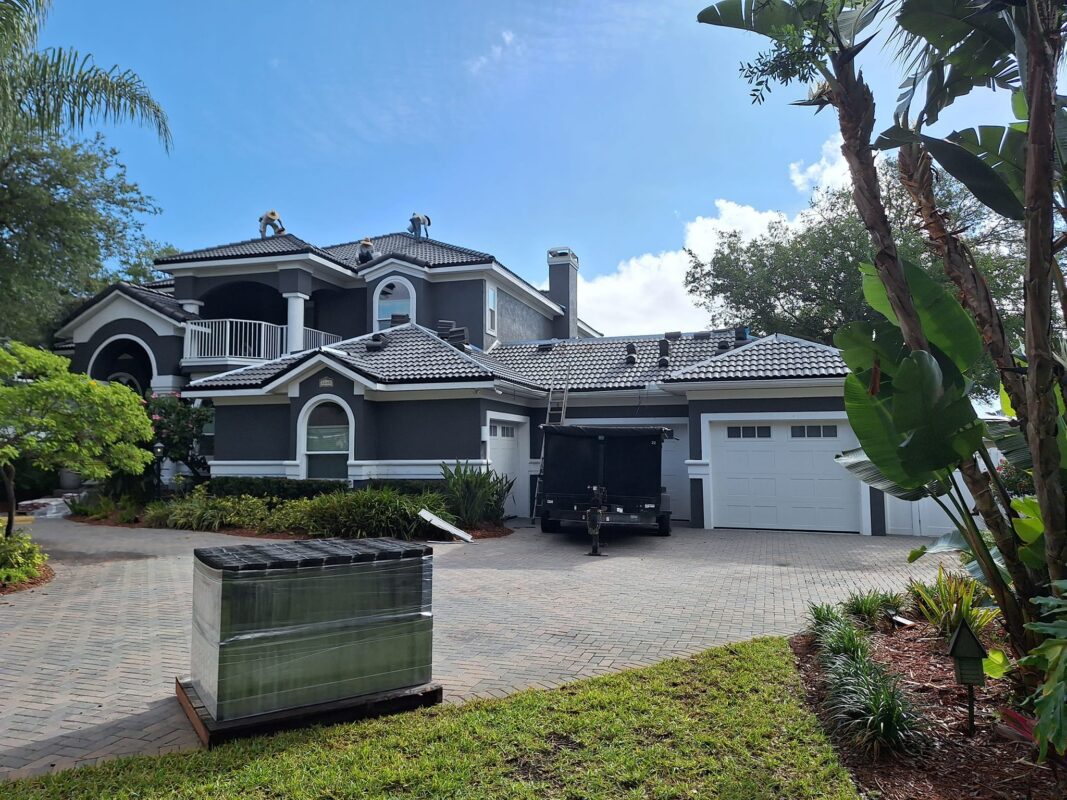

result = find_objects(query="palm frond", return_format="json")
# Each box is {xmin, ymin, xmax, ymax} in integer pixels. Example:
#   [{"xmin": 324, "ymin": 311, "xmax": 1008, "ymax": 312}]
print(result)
[{"xmin": 14, "ymin": 47, "xmax": 171, "ymax": 149}]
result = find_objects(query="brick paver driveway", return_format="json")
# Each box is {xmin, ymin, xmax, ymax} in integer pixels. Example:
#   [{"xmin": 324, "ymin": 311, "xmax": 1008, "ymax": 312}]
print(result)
[{"xmin": 0, "ymin": 518, "xmax": 940, "ymax": 778}]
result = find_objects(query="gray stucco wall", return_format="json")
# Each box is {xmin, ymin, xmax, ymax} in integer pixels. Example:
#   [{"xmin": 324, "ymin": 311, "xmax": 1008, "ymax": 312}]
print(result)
[
  {"xmin": 314, "ymin": 287, "xmax": 367, "ymax": 339},
  {"xmin": 375, "ymin": 399, "xmax": 483, "ymax": 460},
  {"xmin": 72, "ymin": 318, "xmax": 184, "ymax": 380},
  {"xmin": 493, "ymin": 289, "xmax": 553, "ymax": 345},
  {"xmin": 430, "ymin": 280, "xmax": 485, "ymax": 348},
  {"xmin": 214, "ymin": 403, "xmax": 291, "ymax": 461}
]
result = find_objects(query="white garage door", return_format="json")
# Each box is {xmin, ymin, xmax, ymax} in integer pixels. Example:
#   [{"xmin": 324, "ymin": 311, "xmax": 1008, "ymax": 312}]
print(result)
[
  {"xmin": 712, "ymin": 421, "xmax": 860, "ymax": 532},
  {"xmin": 489, "ymin": 422, "xmax": 522, "ymax": 516},
  {"xmin": 661, "ymin": 424, "xmax": 691, "ymax": 521}
]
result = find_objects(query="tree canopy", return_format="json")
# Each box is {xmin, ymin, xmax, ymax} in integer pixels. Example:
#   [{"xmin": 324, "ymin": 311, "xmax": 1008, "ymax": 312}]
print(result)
[
  {"xmin": 684, "ymin": 159, "xmax": 1024, "ymax": 396},
  {"xmin": 0, "ymin": 131, "xmax": 172, "ymax": 343},
  {"xmin": 0, "ymin": 340, "xmax": 153, "ymax": 536}
]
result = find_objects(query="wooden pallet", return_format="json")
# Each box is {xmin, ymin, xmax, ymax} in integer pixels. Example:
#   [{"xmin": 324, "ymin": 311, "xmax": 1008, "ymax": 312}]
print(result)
[{"xmin": 175, "ymin": 678, "xmax": 443, "ymax": 748}]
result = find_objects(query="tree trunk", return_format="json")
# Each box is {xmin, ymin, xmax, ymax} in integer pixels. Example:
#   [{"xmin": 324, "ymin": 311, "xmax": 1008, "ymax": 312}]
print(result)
[
  {"xmin": 1023, "ymin": 0, "xmax": 1067, "ymax": 588},
  {"xmin": 896, "ymin": 144, "xmax": 1028, "ymax": 417},
  {"xmin": 830, "ymin": 55, "xmax": 929, "ymax": 353},
  {"xmin": 2, "ymin": 463, "xmax": 16, "ymax": 539}
]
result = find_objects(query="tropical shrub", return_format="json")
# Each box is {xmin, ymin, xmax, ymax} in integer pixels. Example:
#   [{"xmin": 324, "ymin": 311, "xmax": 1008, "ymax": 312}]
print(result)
[
  {"xmin": 1020, "ymin": 581, "xmax": 1067, "ymax": 760},
  {"xmin": 162, "ymin": 486, "xmax": 271, "ymax": 531},
  {"xmin": 816, "ymin": 619, "xmax": 871, "ymax": 665},
  {"xmin": 0, "ymin": 531, "xmax": 47, "ymax": 585},
  {"xmin": 207, "ymin": 476, "xmax": 346, "ymax": 501},
  {"xmin": 441, "ymin": 462, "xmax": 516, "ymax": 527},
  {"xmin": 141, "ymin": 500, "xmax": 171, "ymax": 528},
  {"xmin": 841, "ymin": 589, "xmax": 906, "ymax": 628},
  {"xmin": 823, "ymin": 655, "xmax": 929, "ymax": 758},
  {"xmin": 260, "ymin": 488, "xmax": 453, "ymax": 540},
  {"xmin": 807, "ymin": 603, "xmax": 844, "ymax": 635},
  {"xmin": 908, "ymin": 566, "xmax": 1000, "ymax": 637}
]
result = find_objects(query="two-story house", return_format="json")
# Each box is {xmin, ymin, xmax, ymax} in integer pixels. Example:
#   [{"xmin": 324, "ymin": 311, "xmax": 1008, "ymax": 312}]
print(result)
[{"xmin": 55, "ymin": 217, "xmax": 925, "ymax": 538}]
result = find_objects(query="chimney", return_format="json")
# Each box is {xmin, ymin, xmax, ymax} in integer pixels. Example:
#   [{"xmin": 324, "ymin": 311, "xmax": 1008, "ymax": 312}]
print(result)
[{"xmin": 547, "ymin": 247, "xmax": 579, "ymax": 339}]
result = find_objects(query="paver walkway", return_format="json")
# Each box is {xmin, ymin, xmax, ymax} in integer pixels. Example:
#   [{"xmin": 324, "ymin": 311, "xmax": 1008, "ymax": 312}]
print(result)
[{"xmin": 0, "ymin": 518, "xmax": 941, "ymax": 779}]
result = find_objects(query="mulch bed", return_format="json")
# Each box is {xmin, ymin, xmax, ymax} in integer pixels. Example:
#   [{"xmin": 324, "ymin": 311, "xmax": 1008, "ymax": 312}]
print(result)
[
  {"xmin": 0, "ymin": 563, "xmax": 55, "ymax": 596},
  {"xmin": 463, "ymin": 525, "xmax": 513, "ymax": 540},
  {"xmin": 791, "ymin": 622, "xmax": 1063, "ymax": 799}
]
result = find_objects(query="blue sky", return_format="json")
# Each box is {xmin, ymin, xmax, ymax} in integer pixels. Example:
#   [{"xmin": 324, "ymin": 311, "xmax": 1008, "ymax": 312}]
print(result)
[{"xmin": 41, "ymin": 1, "xmax": 1010, "ymax": 334}]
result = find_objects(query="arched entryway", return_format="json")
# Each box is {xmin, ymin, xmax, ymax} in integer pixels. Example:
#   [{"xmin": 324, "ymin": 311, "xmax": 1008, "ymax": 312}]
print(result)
[
  {"xmin": 299, "ymin": 397, "xmax": 352, "ymax": 480},
  {"xmin": 87, "ymin": 336, "xmax": 155, "ymax": 396}
]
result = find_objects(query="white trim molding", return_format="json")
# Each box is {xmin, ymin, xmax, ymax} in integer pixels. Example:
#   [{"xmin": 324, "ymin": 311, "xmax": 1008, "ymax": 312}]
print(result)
[
  {"xmin": 295, "ymin": 394, "xmax": 355, "ymax": 479},
  {"xmin": 86, "ymin": 334, "xmax": 158, "ymax": 380},
  {"xmin": 347, "ymin": 459, "xmax": 490, "ymax": 481},
  {"xmin": 372, "ymin": 275, "xmax": 417, "ymax": 332}
]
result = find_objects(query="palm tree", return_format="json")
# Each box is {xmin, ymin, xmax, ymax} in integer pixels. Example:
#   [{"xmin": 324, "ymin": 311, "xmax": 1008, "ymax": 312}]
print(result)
[{"xmin": 0, "ymin": 0, "xmax": 171, "ymax": 149}]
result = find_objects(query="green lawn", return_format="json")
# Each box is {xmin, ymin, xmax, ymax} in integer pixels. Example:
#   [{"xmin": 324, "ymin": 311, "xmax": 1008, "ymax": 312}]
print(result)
[{"xmin": 8, "ymin": 638, "xmax": 857, "ymax": 800}]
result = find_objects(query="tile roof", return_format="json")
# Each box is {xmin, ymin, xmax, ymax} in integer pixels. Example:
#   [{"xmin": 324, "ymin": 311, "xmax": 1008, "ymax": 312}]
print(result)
[
  {"xmin": 487, "ymin": 330, "xmax": 743, "ymax": 391},
  {"xmin": 323, "ymin": 233, "xmax": 495, "ymax": 269},
  {"xmin": 155, "ymin": 233, "xmax": 352, "ymax": 269},
  {"xmin": 187, "ymin": 324, "xmax": 544, "ymax": 391},
  {"xmin": 57, "ymin": 282, "xmax": 199, "ymax": 332},
  {"xmin": 666, "ymin": 334, "xmax": 847, "ymax": 382}
]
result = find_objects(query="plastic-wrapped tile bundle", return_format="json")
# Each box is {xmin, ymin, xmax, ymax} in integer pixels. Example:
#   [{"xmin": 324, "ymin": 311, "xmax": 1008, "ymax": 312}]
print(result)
[{"xmin": 190, "ymin": 537, "xmax": 432, "ymax": 721}]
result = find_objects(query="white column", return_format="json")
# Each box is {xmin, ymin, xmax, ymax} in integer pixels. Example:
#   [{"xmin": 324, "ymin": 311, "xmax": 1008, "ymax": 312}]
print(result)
[{"xmin": 284, "ymin": 292, "xmax": 309, "ymax": 353}]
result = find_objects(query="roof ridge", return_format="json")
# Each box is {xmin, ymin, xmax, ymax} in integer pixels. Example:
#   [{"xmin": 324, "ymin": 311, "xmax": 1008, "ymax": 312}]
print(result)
[{"xmin": 494, "ymin": 329, "xmax": 735, "ymax": 347}]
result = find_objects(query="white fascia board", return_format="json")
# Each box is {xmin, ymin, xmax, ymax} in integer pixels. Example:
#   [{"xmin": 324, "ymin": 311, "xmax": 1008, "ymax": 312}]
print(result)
[
  {"xmin": 164, "ymin": 253, "xmax": 360, "ymax": 286},
  {"xmin": 565, "ymin": 386, "xmax": 685, "ymax": 405},
  {"xmin": 259, "ymin": 354, "xmax": 378, "ymax": 394},
  {"xmin": 577, "ymin": 318, "xmax": 603, "ymax": 337},
  {"xmin": 659, "ymin": 377, "xmax": 846, "ymax": 396},
  {"xmin": 57, "ymin": 290, "xmax": 185, "ymax": 340}
]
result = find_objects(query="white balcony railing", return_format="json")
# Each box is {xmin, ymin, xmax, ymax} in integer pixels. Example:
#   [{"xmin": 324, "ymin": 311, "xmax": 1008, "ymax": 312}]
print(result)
[
  {"xmin": 183, "ymin": 319, "xmax": 343, "ymax": 362},
  {"xmin": 302, "ymin": 327, "xmax": 343, "ymax": 350}
]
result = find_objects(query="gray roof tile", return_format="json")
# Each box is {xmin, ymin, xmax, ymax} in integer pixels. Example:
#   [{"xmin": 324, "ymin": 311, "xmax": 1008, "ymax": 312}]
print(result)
[
  {"xmin": 487, "ymin": 331, "xmax": 742, "ymax": 391},
  {"xmin": 323, "ymin": 233, "xmax": 494, "ymax": 269},
  {"xmin": 58, "ymin": 282, "xmax": 198, "ymax": 331},
  {"xmin": 187, "ymin": 324, "xmax": 543, "ymax": 391},
  {"xmin": 156, "ymin": 233, "xmax": 352, "ymax": 269},
  {"xmin": 666, "ymin": 334, "xmax": 847, "ymax": 381}
]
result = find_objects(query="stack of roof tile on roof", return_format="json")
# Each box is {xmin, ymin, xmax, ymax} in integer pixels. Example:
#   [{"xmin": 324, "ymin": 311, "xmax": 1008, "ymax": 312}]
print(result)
[
  {"xmin": 324, "ymin": 233, "xmax": 495, "ymax": 269},
  {"xmin": 486, "ymin": 331, "xmax": 740, "ymax": 391},
  {"xmin": 154, "ymin": 233, "xmax": 352, "ymax": 269},
  {"xmin": 667, "ymin": 334, "xmax": 847, "ymax": 381},
  {"xmin": 187, "ymin": 324, "xmax": 544, "ymax": 391}
]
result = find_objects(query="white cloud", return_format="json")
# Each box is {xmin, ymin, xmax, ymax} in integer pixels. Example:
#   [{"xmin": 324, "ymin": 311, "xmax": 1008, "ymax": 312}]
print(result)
[
  {"xmin": 788, "ymin": 134, "xmax": 850, "ymax": 194},
  {"xmin": 467, "ymin": 30, "xmax": 520, "ymax": 75},
  {"xmin": 577, "ymin": 201, "xmax": 794, "ymax": 337},
  {"xmin": 574, "ymin": 133, "xmax": 852, "ymax": 337}
]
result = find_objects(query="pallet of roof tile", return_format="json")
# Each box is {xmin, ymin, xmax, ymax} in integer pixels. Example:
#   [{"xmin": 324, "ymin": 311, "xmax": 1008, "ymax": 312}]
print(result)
[{"xmin": 174, "ymin": 677, "xmax": 443, "ymax": 748}]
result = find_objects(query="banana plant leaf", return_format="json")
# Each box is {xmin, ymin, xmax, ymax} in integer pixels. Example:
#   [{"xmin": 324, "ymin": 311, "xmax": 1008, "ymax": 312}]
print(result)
[
  {"xmin": 875, "ymin": 126, "xmax": 1024, "ymax": 219},
  {"xmin": 858, "ymin": 260, "xmax": 985, "ymax": 372},
  {"xmin": 950, "ymin": 124, "xmax": 1026, "ymax": 205},
  {"xmin": 987, "ymin": 419, "xmax": 1032, "ymax": 470},
  {"xmin": 836, "ymin": 447, "xmax": 947, "ymax": 500},
  {"xmin": 895, "ymin": 0, "xmax": 1014, "ymax": 54},
  {"xmin": 696, "ymin": 0, "xmax": 805, "ymax": 36},
  {"xmin": 834, "ymin": 320, "xmax": 906, "ymax": 378}
]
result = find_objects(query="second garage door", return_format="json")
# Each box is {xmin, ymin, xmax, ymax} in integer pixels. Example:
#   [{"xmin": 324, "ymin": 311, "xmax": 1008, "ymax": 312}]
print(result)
[{"xmin": 711, "ymin": 421, "xmax": 860, "ymax": 533}]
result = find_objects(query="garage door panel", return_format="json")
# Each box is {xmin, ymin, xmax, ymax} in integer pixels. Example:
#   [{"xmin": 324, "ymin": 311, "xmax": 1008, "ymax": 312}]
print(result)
[{"xmin": 712, "ymin": 421, "xmax": 860, "ymax": 533}]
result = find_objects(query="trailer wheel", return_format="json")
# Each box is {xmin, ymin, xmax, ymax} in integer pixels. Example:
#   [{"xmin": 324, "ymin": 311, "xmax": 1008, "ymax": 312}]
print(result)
[
  {"xmin": 540, "ymin": 516, "xmax": 561, "ymax": 533},
  {"xmin": 656, "ymin": 515, "xmax": 671, "ymax": 536}
]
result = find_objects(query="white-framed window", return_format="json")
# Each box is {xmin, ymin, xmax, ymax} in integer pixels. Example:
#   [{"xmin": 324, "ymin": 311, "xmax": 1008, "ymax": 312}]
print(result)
[
  {"xmin": 791, "ymin": 424, "xmax": 838, "ymax": 439},
  {"xmin": 489, "ymin": 424, "xmax": 498, "ymax": 436},
  {"xmin": 489, "ymin": 424, "xmax": 515, "ymax": 438},
  {"xmin": 486, "ymin": 285, "xmax": 498, "ymax": 334},
  {"xmin": 726, "ymin": 425, "xmax": 771, "ymax": 440},
  {"xmin": 373, "ymin": 276, "xmax": 416, "ymax": 331}
]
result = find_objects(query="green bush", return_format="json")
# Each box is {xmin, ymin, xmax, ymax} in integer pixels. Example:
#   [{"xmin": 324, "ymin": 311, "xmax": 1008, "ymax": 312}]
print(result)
[
  {"xmin": 163, "ymin": 486, "xmax": 271, "ymax": 531},
  {"xmin": 260, "ymin": 488, "xmax": 454, "ymax": 540},
  {"xmin": 841, "ymin": 589, "xmax": 906, "ymax": 628},
  {"xmin": 807, "ymin": 603, "xmax": 845, "ymax": 635},
  {"xmin": 440, "ymin": 462, "xmax": 516, "ymax": 527},
  {"xmin": 367, "ymin": 479, "xmax": 445, "ymax": 495},
  {"xmin": 207, "ymin": 476, "xmax": 347, "ymax": 501},
  {"xmin": 816, "ymin": 619, "xmax": 871, "ymax": 664},
  {"xmin": 823, "ymin": 655, "xmax": 928, "ymax": 757},
  {"xmin": 0, "ymin": 531, "xmax": 48, "ymax": 585},
  {"xmin": 908, "ymin": 566, "xmax": 1000, "ymax": 637},
  {"xmin": 141, "ymin": 501, "xmax": 171, "ymax": 528}
]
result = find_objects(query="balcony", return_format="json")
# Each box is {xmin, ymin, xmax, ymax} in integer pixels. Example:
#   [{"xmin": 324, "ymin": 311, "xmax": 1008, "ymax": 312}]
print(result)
[{"xmin": 183, "ymin": 319, "xmax": 342, "ymax": 364}]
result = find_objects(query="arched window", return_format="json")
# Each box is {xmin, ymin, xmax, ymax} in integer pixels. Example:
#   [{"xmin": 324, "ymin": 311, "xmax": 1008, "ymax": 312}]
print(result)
[
  {"xmin": 373, "ymin": 277, "xmax": 415, "ymax": 330},
  {"xmin": 304, "ymin": 400, "xmax": 350, "ymax": 479}
]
